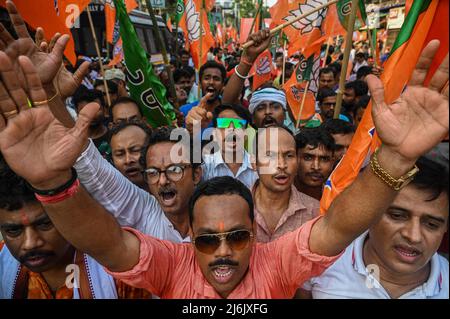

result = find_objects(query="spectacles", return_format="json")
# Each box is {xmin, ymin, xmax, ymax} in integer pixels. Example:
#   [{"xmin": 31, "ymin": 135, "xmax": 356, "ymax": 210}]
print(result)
[
  {"xmin": 143, "ymin": 164, "xmax": 191, "ymax": 184},
  {"xmin": 216, "ymin": 118, "xmax": 248, "ymax": 129},
  {"xmin": 193, "ymin": 229, "xmax": 253, "ymax": 254}
]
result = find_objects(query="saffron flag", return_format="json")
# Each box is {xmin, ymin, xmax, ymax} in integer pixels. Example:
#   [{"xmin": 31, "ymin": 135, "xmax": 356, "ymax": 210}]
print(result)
[
  {"xmin": 320, "ymin": 0, "xmax": 447, "ymax": 214},
  {"xmin": 239, "ymin": 18, "xmax": 254, "ymax": 45},
  {"xmin": 0, "ymin": 0, "xmax": 90, "ymax": 64},
  {"xmin": 113, "ymin": 0, "xmax": 176, "ymax": 127},
  {"xmin": 108, "ymin": 38, "xmax": 123, "ymax": 66},
  {"xmin": 251, "ymin": 50, "xmax": 274, "ymax": 91},
  {"xmin": 104, "ymin": 0, "xmax": 137, "ymax": 44},
  {"xmin": 283, "ymin": 53, "xmax": 321, "ymax": 123},
  {"xmin": 178, "ymin": 0, "xmax": 215, "ymax": 68}
]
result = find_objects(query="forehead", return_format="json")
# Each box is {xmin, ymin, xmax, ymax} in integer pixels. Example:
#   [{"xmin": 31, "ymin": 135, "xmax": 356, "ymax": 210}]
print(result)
[
  {"xmin": 192, "ymin": 194, "xmax": 252, "ymax": 233},
  {"xmin": 146, "ymin": 141, "xmax": 190, "ymax": 167},
  {"xmin": 299, "ymin": 144, "xmax": 332, "ymax": 156},
  {"xmin": 0, "ymin": 202, "xmax": 46, "ymax": 226},
  {"xmin": 332, "ymin": 133, "xmax": 353, "ymax": 145},
  {"xmin": 320, "ymin": 72, "xmax": 334, "ymax": 79},
  {"xmin": 323, "ymin": 96, "xmax": 337, "ymax": 103},
  {"xmin": 218, "ymin": 109, "xmax": 241, "ymax": 119},
  {"xmin": 202, "ymin": 68, "xmax": 222, "ymax": 79},
  {"xmin": 260, "ymin": 128, "xmax": 296, "ymax": 152},
  {"xmin": 390, "ymin": 185, "xmax": 449, "ymax": 220},
  {"xmin": 114, "ymin": 102, "xmax": 139, "ymax": 114},
  {"xmin": 111, "ymin": 126, "xmax": 148, "ymax": 148}
]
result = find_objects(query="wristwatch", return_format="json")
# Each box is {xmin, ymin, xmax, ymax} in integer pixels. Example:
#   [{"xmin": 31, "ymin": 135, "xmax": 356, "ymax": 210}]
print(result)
[{"xmin": 370, "ymin": 149, "xmax": 420, "ymax": 191}]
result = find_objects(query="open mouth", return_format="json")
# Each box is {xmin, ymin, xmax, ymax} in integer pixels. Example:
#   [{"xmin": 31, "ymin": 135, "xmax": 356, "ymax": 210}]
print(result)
[
  {"xmin": 273, "ymin": 174, "xmax": 290, "ymax": 185},
  {"xmin": 394, "ymin": 245, "xmax": 422, "ymax": 263},
  {"xmin": 206, "ymin": 87, "xmax": 216, "ymax": 95},
  {"xmin": 211, "ymin": 265, "xmax": 236, "ymax": 284},
  {"xmin": 24, "ymin": 255, "xmax": 49, "ymax": 268},
  {"xmin": 262, "ymin": 117, "xmax": 277, "ymax": 127},
  {"xmin": 158, "ymin": 190, "xmax": 177, "ymax": 206}
]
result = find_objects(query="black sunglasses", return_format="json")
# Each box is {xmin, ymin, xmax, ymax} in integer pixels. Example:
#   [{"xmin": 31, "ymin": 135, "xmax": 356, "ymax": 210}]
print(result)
[{"xmin": 193, "ymin": 229, "xmax": 253, "ymax": 254}]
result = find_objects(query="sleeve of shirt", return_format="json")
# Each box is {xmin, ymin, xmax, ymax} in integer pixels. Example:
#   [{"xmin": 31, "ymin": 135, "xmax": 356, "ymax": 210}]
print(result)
[
  {"xmin": 105, "ymin": 227, "xmax": 181, "ymax": 297},
  {"xmin": 268, "ymin": 216, "xmax": 343, "ymax": 296},
  {"xmin": 74, "ymin": 140, "xmax": 160, "ymax": 232}
]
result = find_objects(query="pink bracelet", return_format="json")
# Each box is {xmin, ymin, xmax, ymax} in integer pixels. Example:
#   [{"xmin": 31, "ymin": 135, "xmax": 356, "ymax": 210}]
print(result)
[{"xmin": 35, "ymin": 179, "xmax": 80, "ymax": 204}]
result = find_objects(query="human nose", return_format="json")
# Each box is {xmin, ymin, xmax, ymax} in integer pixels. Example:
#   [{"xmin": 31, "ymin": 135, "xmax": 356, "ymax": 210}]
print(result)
[
  {"xmin": 22, "ymin": 227, "xmax": 45, "ymax": 251},
  {"xmin": 401, "ymin": 218, "xmax": 423, "ymax": 244}
]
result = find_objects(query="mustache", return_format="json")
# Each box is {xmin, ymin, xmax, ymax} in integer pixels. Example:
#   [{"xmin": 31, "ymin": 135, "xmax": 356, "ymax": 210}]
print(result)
[
  {"xmin": 19, "ymin": 250, "xmax": 54, "ymax": 263},
  {"xmin": 158, "ymin": 185, "xmax": 177, "ymax": 195},
  {"xmin": 209, "ymin": 258, "xmax": 239, "ymax": 268}
]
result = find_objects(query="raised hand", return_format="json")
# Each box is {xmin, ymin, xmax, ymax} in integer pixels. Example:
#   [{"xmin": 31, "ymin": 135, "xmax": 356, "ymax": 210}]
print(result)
[
  {"xmin": 242, "ymin": 29, "xmax": 272, "ymax": 63},
  {"xmin": 0, "ymin": 0, "xmax": 89, "ymax": 98},
  {"xmin": 367, "ymin": 40, "xmax": 449, "ymax": 162},
  {"xmin": 0, "ymin": 52, "xmax": 98, "ymax": 190},
  {"xmin": 185, "ymin": 93, "xmax": 214, "ymax": 133}
]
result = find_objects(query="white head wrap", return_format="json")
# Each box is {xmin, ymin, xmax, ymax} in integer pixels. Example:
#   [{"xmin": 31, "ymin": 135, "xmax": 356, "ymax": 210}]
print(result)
[{"xmin": 248, "ymin": 88, "xmax": 287, "ymax": 114}]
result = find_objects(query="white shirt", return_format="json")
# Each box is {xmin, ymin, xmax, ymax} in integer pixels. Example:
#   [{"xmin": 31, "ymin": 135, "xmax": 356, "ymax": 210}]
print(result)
[
  {"xmin": 74, "ymin": 140, "xmax": 190, "ymax": 243},
  {"xmin": 303, "ymin": 232, "xmax": 449, "ymax": 299},
  {"xmin": 201, "ymin": 150, "xmax": 258, "ymax": 190}
]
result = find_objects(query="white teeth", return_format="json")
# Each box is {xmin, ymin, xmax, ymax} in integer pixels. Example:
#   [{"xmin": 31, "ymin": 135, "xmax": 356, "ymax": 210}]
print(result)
[{"xmin": 214, "ymin": 267, "xmax": 233, "ymax": 277}]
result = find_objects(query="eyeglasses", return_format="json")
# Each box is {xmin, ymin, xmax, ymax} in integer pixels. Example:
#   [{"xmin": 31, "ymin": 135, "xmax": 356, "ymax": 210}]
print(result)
[
  {"xmin": 193, "ymin": 229, "xmax": 253, "ymax": 254},
  {"xmin": 143, "ymin": 164, "xmax": 191, "ymax": 184},
  {"xmin": 216, "ymin": 118, "xmax": 248, "ymax": 129}
]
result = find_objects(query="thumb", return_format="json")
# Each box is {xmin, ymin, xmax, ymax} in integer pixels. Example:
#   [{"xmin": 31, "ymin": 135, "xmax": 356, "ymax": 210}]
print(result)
[
  {"xmin": 73, "ymin": 61, "xmax": 91, "ymax": 86},
  {"xmin": 366, "ymin": 74, "xmax": 385, "ymax": 116},
  {"xmin": 206, "ymin": 112, "xmax": 213, "ymax": 122},
  {"xmin": 69, "ymin": 102, "xmax": 100, "ymax": 140}
]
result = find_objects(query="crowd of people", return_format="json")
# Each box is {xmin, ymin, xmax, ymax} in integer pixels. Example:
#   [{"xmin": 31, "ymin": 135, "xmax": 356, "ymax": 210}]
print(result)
[{"xmin": 0, "ymin": 1, "xmax": 448, "ymax": 300}]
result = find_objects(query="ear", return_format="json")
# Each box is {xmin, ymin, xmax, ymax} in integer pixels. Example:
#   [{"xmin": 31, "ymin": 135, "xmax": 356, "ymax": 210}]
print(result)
[{"xmin": 193, "ymin": 165, "xmax": 202, "ymax": 185}]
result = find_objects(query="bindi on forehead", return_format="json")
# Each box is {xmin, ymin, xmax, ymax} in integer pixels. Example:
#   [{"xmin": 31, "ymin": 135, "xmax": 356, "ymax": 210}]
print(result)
[{"xmin": 218, "ymin": 221, "xmax": 225, "ymax": 233}]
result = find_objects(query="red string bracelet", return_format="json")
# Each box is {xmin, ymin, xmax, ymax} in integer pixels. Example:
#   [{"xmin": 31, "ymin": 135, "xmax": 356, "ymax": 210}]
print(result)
[{"xmin": 35, "ymin": 179, "xmax": 80, "ymax": 204}]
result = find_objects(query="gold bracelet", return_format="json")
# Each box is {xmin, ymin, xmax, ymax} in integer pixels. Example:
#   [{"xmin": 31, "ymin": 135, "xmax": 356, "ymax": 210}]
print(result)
[{"xmin": 370, "ymin": 149, "xmax": 419, "ymax": 191}]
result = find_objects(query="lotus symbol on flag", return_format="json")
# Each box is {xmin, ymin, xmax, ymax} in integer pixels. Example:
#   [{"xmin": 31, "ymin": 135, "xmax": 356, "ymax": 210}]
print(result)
[
  {"xmin": 186, "ymin": 0, "xmax": 201, "ymax": 42},
  {"xmin": 284, "ymin": 0, "xmax": 328, "ymax": 34},
  {"xmin": 256, "ymin": 56, "xmax": 271, "ymax": 75},
  {"xmin": 308, "ymin": 57, "xmax": 321, "ymax": 95}
]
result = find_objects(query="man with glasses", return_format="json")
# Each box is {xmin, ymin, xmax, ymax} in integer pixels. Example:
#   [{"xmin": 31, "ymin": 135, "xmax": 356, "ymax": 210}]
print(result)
[{"xmin": 201, "ymin": 103, "xmax": 257, "ymax": 190}]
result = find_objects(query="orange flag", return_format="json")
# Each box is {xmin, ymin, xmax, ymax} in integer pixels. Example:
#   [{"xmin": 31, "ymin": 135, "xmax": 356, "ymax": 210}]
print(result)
[
  {"xmin": 320, "ymin": 0, "xmax": 447, "ymax": 214},
  {"xmin": 239, "ymin": 18, "xmax": 254, "ymax": 45},
  {"xmin": 105, "ymin": 0, "xmax": 137, "ymax": 44},
  {"xmin": 251, "ymin": 50, "xmax": 275, "ymax": 91},
  {"xmin": 216, "ymin": 23, "xmax": 224, "ymax": 47},
  {"xmin": 0, "ymin": 0, "xmax": 90, "ymax": 64},
  {"xmin": 167, "ymin": 17, "xmax": 173, "ymax": 32},
  {"xmin": 179, "ymin": 0, "xmax": 215, "ymax": 68},
  {"xmin": 283, "ymin": 52, "xmax": 321, "ymax": 123}
]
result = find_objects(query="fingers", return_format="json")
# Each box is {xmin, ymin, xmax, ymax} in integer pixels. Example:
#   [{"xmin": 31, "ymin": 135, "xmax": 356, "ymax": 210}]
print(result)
[
  {"xmin": 73, "ymin": 61, "xmax": 91, "ymax": 87},
  {"xmin": 198, "ymin": 92, "xmax": 213, "ymax": 109},
  {"xmin": 69, "ymin": 102, "xmax": 100, "ymax": 140},
  {"xmin": 366, "ymin": 74, "xmax": 386, "ymax": 115},
  {"xmin": 49, "ymin": 33, "xmax": 62, "ymax": 53},
  {"xmin": 428, "ymin": 53, "xmax": 449, "ymax": 95},
  {"xmin": 6, "ymin": 0, "xmax": 31, "ymax": 39},
  {"xmin": 408, "ymin": 39, "xmax": 440, "ymax": 87},
  {"xmin": 35, "ymin": 27, "xmax": 45, "ymax": 49},
  {"xmin": 48, "ymin": 34, "xmax": 70, "ymax": 63},
  {"xmin": 18, "ymin": 56, "xmax": 47, "ymax": 106},
  {"xmin": 0, "ymin": 52, "xmax": 29, "ymax": 110},
  {"xmin": 0, "ymin": 22, "xmax": 15, "ymax": 46}
]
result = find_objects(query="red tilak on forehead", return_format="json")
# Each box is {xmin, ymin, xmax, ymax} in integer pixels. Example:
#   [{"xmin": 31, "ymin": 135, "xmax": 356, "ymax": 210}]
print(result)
[
  {"xmin": 20, "ymin": 211, "xmax": 31, "ymax": 226},
  {"xmin": 218, "ymin": 221, "xmax": 225, "ymax": 233}
]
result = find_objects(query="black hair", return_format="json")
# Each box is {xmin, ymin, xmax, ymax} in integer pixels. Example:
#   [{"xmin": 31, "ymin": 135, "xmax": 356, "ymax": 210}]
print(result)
[
  {"xmin": 355, "ymin": 52, "xmax": 366, "ymax": 59},
  {"xmin": 140, "ymin": 126, "xmax": 201, "ymax": 170},
  {"xmin": 109, "ymin": 96, "xmax": 143, "ymax": 120},
  {"xmin": 413, "ymin": 156, "xmax": 449, "ymax": 202},
  {"xmin": 188, "ymin": 176, "xmax": 254, "ymax": 227},
  {"xmin": 319, "ymin": 67, "xmax": 337, "ymax": 78},
  {"xmin": 199, "ymin": 61, "xmax": 226, "ymax": 84},
  {"xmin": 180, "ymin": 49, "xmax": 190, "ymax": 57},
  {"xmin": 72, "ymin": 87, "xmax": 105, "ymax": 111},
  {"xmin": 212, "ymin": 103, "xmax": 252, "ymax": 127},
  {"xmin": 328, "ymin": 62, "xmax": 342, "ymax": 76},
  {"xmin": 0, "ymin": 155, "xmax": 36, "ymax": 211},
  {"xmin": 173, "ymin": 68, "xmax": 191, "ymax": 83},
  {"xmin": 321, "ymin": 118, "xmax": 356, "ymax": 135},
  {"xmin": 109, "ymin": 119, "xmax": 152, "ymax": 144},
  {"xmin": 94, "ymin": 79, "xmax": 118, "ymax": 94},
  {"xmin": 181, "ymin": 66, "xmax": 196, "ymax": 78},
  {"xmin": 345, "ymin": 80, "xmax": 369, "ymax": 97},
  {"xmin": 317, "ymin": 87, "xmax": 337, "ymax": 104},
  {"xmin": 295, "ymin": 127, "xmax": 336, "ymax": 152},
  {"xmin": 352, "ymin": 95, "xmax": 371, "ymax": 119},
  {"xmin": 274, "ymin": 52, "xmax": 284, "ymax": 60},
  {"xmin": 356, "ymin": 66, "xmax": 373, "ymax": 80}
]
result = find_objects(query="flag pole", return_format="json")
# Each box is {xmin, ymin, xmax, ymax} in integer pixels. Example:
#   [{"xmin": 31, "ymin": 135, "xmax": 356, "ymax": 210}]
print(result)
[
  {"xmin": 295, "ymin": 81, "xmax": 310, "ymax": 128},
  {"xmin": 281, "ymin": 37, "xmax": 287, "ymax": 85},
  {"xmin": 198, "ymin": 0, "xmax": 205, "ymax": 98},
  {"xmin": 145, "ymin": 0, "xmax": 179, "ymax": 109},
  {"xmin": 86, "ymin": 6, "xmax": 111, "ymax": 107},
  {"xmin": 334, "ymin": 0, "xmax": 359, "ymax": 119},
  {"xmin": 366, "ymin": 27, "xmax": 378, "ymax": 67},
  {"xmin": 322, "ymin": 23, "xmax": 335, "ymax": 67},
  {"xmin": 242, "ymin": 0, "xmax": 338, "ymax": 49}
]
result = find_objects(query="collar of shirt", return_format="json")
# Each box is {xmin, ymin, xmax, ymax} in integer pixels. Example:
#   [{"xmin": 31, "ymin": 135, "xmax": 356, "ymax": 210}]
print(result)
[
  {"xmin": 253, "ymin": 183, "xmax": 308, "ymax": 235},
  {"xmin": 352, "ymin": 232, "xmax": 444, "ymax": 298},
  {"xmin": 211, "ymin": 150, "xmax": 254, "ymax": 175}
]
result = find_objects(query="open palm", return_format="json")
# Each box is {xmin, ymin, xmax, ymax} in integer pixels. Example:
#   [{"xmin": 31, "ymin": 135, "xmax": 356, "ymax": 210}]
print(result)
[
  {"xmin": 367, "ymin": 40, "xmax": 449, "ymax": 161},
  {"xmin": 0, "ymin": 1, "xmax": 89, "ymax": 98},
  {"xmin": 0, "ymin": 53, "xmax": 97, "ymax": 189}
]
